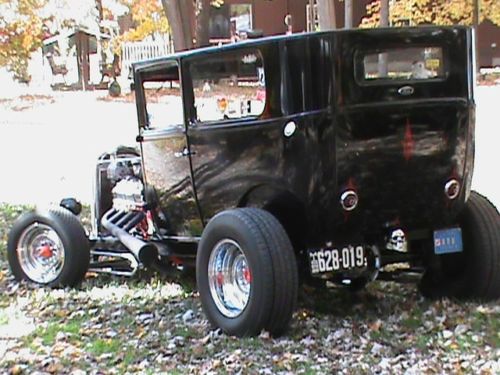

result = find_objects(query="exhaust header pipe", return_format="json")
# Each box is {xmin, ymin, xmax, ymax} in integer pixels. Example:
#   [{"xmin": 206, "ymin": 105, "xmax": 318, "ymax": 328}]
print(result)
[{"xmin": 101, "ymin": 209, "xmax": 158, "ymax": 265}]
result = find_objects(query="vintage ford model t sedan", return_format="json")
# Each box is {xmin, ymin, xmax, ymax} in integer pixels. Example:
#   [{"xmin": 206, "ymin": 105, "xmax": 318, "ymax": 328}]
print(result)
[{"xmin": 7, "ymin": 26, "xmax": 499, "ymax": 337}]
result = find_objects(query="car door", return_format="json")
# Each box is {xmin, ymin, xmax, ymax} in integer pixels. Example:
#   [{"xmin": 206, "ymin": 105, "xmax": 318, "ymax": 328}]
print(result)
[
  {"xmin": 184, "ymin": 48, "xmax": 287, "ymax": 224},
  {"xmin": 136, "ymin": 60, "xmax": 203, "ymax": 238}
]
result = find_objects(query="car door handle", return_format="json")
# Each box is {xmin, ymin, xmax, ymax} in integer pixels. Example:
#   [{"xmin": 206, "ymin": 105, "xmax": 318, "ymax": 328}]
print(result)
[{"xmin": 174, "ymin": 148, "xmax": 196, "ymax": 158}]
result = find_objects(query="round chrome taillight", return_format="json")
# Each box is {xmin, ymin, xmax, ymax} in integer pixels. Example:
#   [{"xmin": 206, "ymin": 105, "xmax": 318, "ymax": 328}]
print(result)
[
  {"xmin": 444, "ymin": 179, "xmax": 461, "ymax": 200},
  {"xmin": 340, "ymin": 190, "xmax": 358, "ymax": 211}
]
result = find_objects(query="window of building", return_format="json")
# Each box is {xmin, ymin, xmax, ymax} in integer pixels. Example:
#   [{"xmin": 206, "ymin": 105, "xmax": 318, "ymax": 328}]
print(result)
[
  {"xmin": 190, "ymin": 50, "xmax": 266, "ymax": 124},
  {"xmin": 306, "ymin": 2, "xmax": 319, "ymax": 32},
  {"xmin": 209, "ymin": 4, "xmax": 253, "ymax": 41},
  {"xmin": 231, "ymin": 4, "xmax": 253, "ymax": 35}
]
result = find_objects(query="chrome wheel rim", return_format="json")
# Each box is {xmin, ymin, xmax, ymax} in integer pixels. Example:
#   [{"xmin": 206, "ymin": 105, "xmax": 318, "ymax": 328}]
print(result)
[
  {"xmin": 208, "ymin": 239, "xmax": 251, "ymax": 318},
  {"xmin": 17, "ymin": 223, "xmax": 65, "ymax": 284}
]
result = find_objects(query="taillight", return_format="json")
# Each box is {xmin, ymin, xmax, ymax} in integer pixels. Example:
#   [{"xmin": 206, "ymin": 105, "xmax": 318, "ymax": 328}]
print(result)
[
  {"xmin": 340, "ymin": 190, "xmax": 359, "ymax": 211},
  {"xmin": 444, "ymin": 179, "xmax": 461, "ymax": 200}
]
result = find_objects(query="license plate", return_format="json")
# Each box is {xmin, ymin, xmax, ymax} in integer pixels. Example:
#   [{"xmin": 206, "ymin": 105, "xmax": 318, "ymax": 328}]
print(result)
[
  {"xmin": 309, "ymin": 245, "xmax": 367, "ymax": 275},
  {"xmin": 433, "ymin": 228, "xmax": 463, "ymax": 255}
]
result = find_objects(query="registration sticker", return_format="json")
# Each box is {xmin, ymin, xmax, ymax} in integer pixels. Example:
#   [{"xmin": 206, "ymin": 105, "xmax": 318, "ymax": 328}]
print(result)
[
  {"xmin": 425, "ymin": 58, "xmax": 440, "ymax": 70},
  {"xmin": 433, "ymin": 228, "xmax": 463, "ymax": 255}
]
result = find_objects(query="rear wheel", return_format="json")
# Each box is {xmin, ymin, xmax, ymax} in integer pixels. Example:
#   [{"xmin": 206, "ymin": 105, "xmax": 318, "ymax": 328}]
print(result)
[
  {"xmin": 420, "ymin": 191, "xmax": 500, "ymax": 300},
  {"xmin": 196, "ymin": 208, "xmax": 298, "ymax": 337},
  {"xmin": 7, "ymin": 208, "xmax": 90, "ymax": 287}
]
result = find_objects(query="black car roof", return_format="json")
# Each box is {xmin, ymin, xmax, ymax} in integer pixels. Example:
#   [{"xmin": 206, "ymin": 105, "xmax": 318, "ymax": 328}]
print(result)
[
  {"xmin": 133, "ymin": 31, "xmax": 304, "ymax": 70},
  {"xmin": 132, "ymin": 25, "xmax": 469, "ymax": 71}
]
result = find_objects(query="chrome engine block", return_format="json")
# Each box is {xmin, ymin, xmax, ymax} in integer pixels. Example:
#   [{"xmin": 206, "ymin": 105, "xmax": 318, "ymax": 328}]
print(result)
[{"xmin": 111, "ymin": 177, "xmax": 146, "ymax": 212}]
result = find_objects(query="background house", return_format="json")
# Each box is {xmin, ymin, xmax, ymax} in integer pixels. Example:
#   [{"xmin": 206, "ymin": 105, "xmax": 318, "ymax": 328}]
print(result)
[{"xmin": 194, "ymin": 0, "xmax": 499, "ymax": 68}]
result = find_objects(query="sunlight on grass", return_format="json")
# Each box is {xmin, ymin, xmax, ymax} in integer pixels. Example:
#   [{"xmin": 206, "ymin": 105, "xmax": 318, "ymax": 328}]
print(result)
[
  {"xmin": 0, "ymin": 304, "xmax": 36, "ymax": 339},
  {"xmin": 87, "ymin": 338, "xmax": 121, "ymax": 356}
]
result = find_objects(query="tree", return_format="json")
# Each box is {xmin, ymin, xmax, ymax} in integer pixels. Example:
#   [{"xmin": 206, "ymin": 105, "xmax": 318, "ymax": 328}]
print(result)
[
  {"xmin": 0, "ymin": 0, "xmax": 105, "ymax": 83},
  {"xmin": 160, "ymin": 0, "xmax": 232, "ymax": 51},
  {"xmin": 345, "ymin": 0, "xmax": 353, "ymax": 29},
  {"xmin": 0, "ymin": 0, "xmax": 48, "ymax": 82},
  {"xmin": 118, "ymin": 0, "xmax": 169, "ymax": 42},
  {"xmin": 195, "ymin": 0, "xmax": 211, "ymax": 47},
  {"xmin": 361, "ymin": 0, "xmax": 500, "ymax": 28},
  {"xmin": 380, "ymin": 0, "xmax": 389, "ymax": 27},
  {"xmin": 161, "ymin": 0, "xmax": 193, "ymax": 51},
  {"xmin": 317, "ymin": 0, "xmax": 337, "ymax": 30}
]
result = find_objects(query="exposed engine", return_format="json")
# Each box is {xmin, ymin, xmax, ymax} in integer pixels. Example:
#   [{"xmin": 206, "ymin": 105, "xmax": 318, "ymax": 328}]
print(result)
[
  {"xmin": 91, "ymin": 148, "xmax": 158, "ymax": 277},
  {"xmin": 111, "ymin": 178, "xmax": 145, "ymax": 212},
  {"xmin": 93, "ymin": 148, "xmax": 147, "ymax": 235},
  {"xmin": 107, "ymin": 156, "xmax": 145, "ymax": 212}
]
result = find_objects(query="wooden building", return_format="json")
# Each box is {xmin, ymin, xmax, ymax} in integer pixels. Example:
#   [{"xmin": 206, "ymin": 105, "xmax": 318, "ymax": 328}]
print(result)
[
  {"xmin": 202, "ymin": 0, "xmax": 373, "ymax": 37},
  {"xmin": 200, "ymin": 0, "xmax": 499, "ymax": 68}
]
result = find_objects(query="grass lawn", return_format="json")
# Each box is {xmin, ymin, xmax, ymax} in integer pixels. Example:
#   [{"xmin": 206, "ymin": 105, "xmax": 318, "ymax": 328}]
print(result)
[{"xmin": 0, "ymin": 204, "xmax": 498, "ymax": 374}]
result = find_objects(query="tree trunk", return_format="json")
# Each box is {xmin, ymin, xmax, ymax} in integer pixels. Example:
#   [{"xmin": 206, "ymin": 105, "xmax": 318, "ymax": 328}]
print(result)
[
  {"xmin": 95, "ymin": 0, "xmax": 106, "ymax": 74},
  {"xmin": 344, "ymin": 0, "xmax": 353, "ymax": 28},
  {"xmin": 195, "ymin": 0, "xmax": 211, "ymax": 47},
  {"xmin": 178, "ymin": 1, "xmax": 194, "ymax": 48},
  {"xmin": 380, "ymin": 0, "xmax": 389, "ymax": 27},
  {"xmin": 317, "ymin": 0, "xmax": 336, "ymax": 30},
  {"xmin": 378, "ymin": 0, "xmax": 389, "ymax": 77},
  {"xmin": 472, "ymin": 0, "xmax": 480, "ymax": 72},
  {"xmin": 161, "ymin": 0, "xmax": 193, "ymax": 51}
]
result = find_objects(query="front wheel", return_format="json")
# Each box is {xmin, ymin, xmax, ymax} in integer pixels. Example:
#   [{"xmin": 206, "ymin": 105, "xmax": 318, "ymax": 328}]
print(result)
[
  {"xmin": 196, "ymin": 208, "xmax": 298, "ymax": 337},
  {"xmin": 7, "ymin": 208, "xmax": 90, "ymax": 287},
  {"xmin": 420, "ymin": 191, "xmax": 500, "ymax": 300}
]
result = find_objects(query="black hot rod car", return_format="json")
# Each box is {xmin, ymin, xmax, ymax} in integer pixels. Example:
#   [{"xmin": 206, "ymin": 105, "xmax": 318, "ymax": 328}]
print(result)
[{"xmin": 7, "ymin": 26, "xmax": 499, "ymax": 337}]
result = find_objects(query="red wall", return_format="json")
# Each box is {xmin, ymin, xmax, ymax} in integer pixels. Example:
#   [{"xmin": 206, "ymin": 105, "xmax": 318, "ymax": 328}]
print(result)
[
  {"xmin": 253, "ymin": 0, "xmax": 288, "ymax": 35},
  {"xmin": 287, "ymin": 0, "xmax": 308, "ymax": 33},
  {"xmin": 252, "ymin": 0, "xmax": 310, "ymax": 35},
  {"xmin": 477, "ymin": 20, "xmax": 500, "ymax": 67},
  {"xmin": 222, "ymin": 0, "xmax": 373, "ymax": 33}
]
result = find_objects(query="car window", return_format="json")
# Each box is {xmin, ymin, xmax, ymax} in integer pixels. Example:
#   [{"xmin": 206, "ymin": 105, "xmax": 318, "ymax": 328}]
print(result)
[
  {"xmin": 362, "ymin": 46, "xmax": 444, "ymax": 81},
  {"xmin": 190, "ymin": 50, "xmax": 266, "ymax": 124},
  {"xmin": 142, "ymin": 62, "xmax": 184, "ymax": 130}
]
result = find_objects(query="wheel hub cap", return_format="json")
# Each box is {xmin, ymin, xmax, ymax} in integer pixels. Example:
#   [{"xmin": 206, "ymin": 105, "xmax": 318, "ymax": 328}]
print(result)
[
  {"xmin": 38, "ymin": 245, "xmax": 54, "ymax": 258},
  {"xmin": 17, "ymin": 223, "xmax": 65, "ymax": 284},
  {"xmin": 208, "ymin": 239, "xmax": 251, "ymax": 318}
]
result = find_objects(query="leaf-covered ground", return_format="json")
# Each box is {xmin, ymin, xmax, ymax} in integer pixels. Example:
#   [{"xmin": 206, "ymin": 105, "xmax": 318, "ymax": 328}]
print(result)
[
  {"xmin": 0, "ymin": 95, "xmax": 55, "ymax": 112},
  {"xmin": 0, "ymin": 204, "xmax": 499, "ymax": 374}
]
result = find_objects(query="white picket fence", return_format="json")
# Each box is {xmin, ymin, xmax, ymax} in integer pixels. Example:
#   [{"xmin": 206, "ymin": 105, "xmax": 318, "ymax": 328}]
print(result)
[{"xmin": 121, "ymin": 35, "xmax": 175, "ymax": 77}]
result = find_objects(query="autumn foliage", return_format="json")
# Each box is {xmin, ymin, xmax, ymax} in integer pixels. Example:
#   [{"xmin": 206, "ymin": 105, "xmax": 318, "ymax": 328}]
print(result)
[
  {"xmin": 0, "ymin": 0, "xmax": 48, "ymax": 82},
  {"xmin": 0, "ymin": 0, "xmax": 172, "ymax": 81},
  {"xmin": 114, "ymin": 0, "xmax": 170, "ymax": 47},
  {"xmin": 361, "ymin": 0, "xmax": 500, "ymax": 28}
]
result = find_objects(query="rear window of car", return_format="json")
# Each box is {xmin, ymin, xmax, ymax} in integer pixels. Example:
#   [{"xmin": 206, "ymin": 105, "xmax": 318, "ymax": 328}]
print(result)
[{"xmin": 362, "ymin": 46, "xmax": 445, "ymax": 81}]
